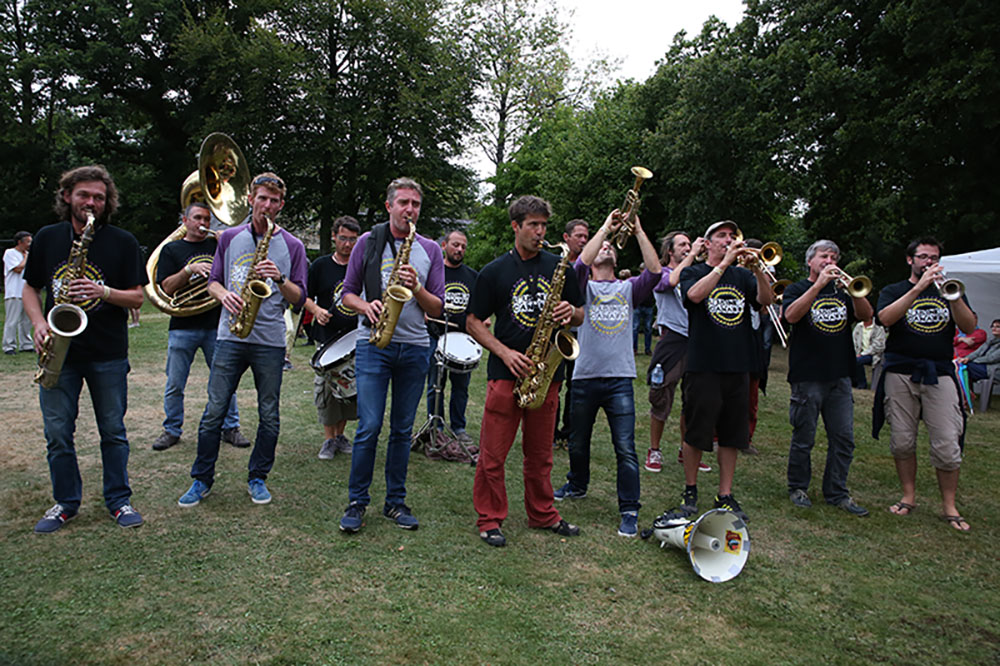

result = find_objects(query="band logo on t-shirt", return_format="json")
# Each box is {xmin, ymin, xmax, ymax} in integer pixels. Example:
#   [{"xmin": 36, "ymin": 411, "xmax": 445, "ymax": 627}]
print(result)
[
  {"xmin": 184, "ymin": 253, "xmax": 214, "ymax": 271},
  {"xmin": 809, "ymin": 297, "xmax": 848, "ymax": 334},
  {"xmin": 444, "ymin": 281, "xmax": 471, "ymax": 315},
  {"xmin": 706, "ymin": 284, "xmax": 746, "ymax": 328},
  {"xmin": 905, "ymin": 296, "xmax": 950, "ymax": 334},
  {"xmin": 231, "ymin": 251, "xmax": 266, "ymax": 292},
  {"xmin": 332, "ymin": 281, "xmax": 352, "ymax": 317},
  {"xmin": 589, "ymin": 292, "xmax": 629, "ymax": 335},
  {"xmin": 52, "ymin": 260, "xmax": 105, "ymax": 312},
  {"xmin": 510, "ymin": 275, "xmax": 550, "ymax": 329}
]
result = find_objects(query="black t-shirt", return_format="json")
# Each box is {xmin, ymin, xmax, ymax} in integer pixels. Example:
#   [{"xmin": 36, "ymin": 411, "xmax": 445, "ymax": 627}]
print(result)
[
  {"xmin": 156, "ymin": 237, "xmax": 221, "ymax": 331},
  {"xmin": 429, "ymin": 263, "xmax": 478, "ymax": 338},
  {"xmin": 877, "ymin": 280, "xmax": 969, "ymax": 362},
  {"xmin": 679, "ymin": 262, "xmax": 760, "ymax": 374},
  {"xmin": 307, "ymin": 255, "xmax": 356, "ymax": 345},
  {"xmin": 470, "ymin": 248, "xmax": 584, "ymax": 382},
  {"xmin": 24, "ymin": 221, "xmax": 146, "ymax": 363},
  {"xmin": 782, "ymin": 279, "xmax": 856, "ymax": 383}
]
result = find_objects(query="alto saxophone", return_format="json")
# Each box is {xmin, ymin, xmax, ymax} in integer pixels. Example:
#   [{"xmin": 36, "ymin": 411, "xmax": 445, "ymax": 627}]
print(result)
[
  {"xmin": 35, "ymin": 212, "xmax": 96, "ymax": 388},
  {"xmin": 513, "ymin": 241, "xmax": 580, "ymax": 410},
  {"xmin": 229, "ymin": 215, "xmax": 274, "ymax": 338},
  {"xmin": 369, "ymin": 220, "xmax": 416, "ymax": 349}
]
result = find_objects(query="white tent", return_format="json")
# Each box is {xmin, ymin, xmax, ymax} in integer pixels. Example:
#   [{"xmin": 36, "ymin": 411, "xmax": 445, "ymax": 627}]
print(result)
[{"xmin": 940, "ymin": 247, "xmax": 1000, "ymax": 325}]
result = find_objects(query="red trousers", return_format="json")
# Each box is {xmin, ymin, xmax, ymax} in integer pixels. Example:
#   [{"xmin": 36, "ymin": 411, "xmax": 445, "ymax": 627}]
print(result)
[{"xmin": 473, "ymin": 380, "xmax": 562, "ymax": 532}]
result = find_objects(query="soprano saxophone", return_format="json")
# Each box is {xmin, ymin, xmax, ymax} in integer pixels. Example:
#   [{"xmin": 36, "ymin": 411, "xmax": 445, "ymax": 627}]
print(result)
[
  {"xmin": 369, "ymin": 220, "xmax": 415, "ymax": 349},
  {"xmin": 229, "ymin": 215, "xmax": 274, "ymax": 338},
  {"xmin": 513, "ymin": 241, "xmax": 580, "ymax": 410},
  {"xmin": 35, "ymin": 212, "xmax": 96, "ymax": 388}
]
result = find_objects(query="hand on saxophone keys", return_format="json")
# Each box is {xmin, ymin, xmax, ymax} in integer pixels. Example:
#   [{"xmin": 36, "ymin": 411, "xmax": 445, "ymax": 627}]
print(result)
[
  {"xmin": 220, "ymin": 290, "xmax": 245, "ymax": 316},
  {"xmin": 66, "ymin": 277, "xmax": 104, "ymax": 303},
  {"xmin": 397, "ymin": 264, "xmax": 420, "ymax": 291},
  {"xmin": 254, "ymin": 258, "xmax": 282, "ymax": 282},
  {"xmin": 551, "ymin": 300, "xmax": 575, "ymax": 326}
]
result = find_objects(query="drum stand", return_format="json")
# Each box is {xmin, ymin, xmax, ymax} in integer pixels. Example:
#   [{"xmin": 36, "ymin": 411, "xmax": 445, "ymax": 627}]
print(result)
[{"xmin": 411, "ymin": 321, "xmax": 476, "ymax": 463}]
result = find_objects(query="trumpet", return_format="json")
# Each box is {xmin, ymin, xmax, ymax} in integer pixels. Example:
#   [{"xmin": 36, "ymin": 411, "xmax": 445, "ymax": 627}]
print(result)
[
  {"xmin": 933, "ymin": 269, "xmax": 965, "ymax": 301},
  {"xmin": 827, "ymin": 266, "xmax": 872, "ymax": 299},
  {"xmin": 609, "ymin": 166, "xmax": 653, "ymax": 250}
]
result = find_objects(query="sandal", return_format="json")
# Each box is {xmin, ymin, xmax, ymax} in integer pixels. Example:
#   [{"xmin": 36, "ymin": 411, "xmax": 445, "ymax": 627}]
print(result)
[
  {"xmin": 940, "ymin": 515, "xmax": 971, "ymax": 533},
  {"xmin": 889, "ymin": 501, "xmax": 916, "ymax": 516}
]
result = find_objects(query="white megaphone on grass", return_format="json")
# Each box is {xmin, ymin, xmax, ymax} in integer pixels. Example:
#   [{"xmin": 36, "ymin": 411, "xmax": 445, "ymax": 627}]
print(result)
[{"xmin": 652, "ymin": 508, "xmax": 750, "ymax": 583}]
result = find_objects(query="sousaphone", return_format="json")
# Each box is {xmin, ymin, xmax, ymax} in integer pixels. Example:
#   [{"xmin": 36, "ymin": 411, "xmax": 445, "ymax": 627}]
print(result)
[{"xmin": 144, "ymin": 133, "xmax": 251, "ymax": 316}]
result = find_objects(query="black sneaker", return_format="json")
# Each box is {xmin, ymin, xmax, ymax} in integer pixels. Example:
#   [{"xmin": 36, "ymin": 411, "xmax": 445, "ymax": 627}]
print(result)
[
  {"xmin": 681, "ymin": 487, "xmax": 698, "ymax": 514},
  {"xmin": 548, "ymin": 519, "xmax": 580, "ymax": 537},
  {"xmin": 714, "ymin": 494, "xmax": 749, "ymax": 523},
  {"xmin": 480, "ymin": 528, "xmax": 506, "ymax": 547}
]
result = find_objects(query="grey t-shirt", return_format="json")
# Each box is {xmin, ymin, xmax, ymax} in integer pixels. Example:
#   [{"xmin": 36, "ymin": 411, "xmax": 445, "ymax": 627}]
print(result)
[
  {"xmin": 573, "ymin": 267, "xmax": 659, "ymax": 380},
  {"xmin": 653, "ymin": 266, "xmax": 688, "ymax": 337}
]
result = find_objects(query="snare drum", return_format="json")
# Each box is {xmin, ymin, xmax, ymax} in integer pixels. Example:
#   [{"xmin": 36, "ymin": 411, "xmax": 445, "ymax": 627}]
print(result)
[
  {"xmin": 310, "ymin": 329, "xmax": 362, "ymax": 399},
  {"xmin": 434, "ymin": 332, "xmax": 483, "ymax": 374}
]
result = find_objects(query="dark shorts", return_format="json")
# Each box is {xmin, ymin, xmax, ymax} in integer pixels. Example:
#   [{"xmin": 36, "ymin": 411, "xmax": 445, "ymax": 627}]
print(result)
[{"xmin": 682, "ymin": 371, "xmax": 750, "ymax": 452}]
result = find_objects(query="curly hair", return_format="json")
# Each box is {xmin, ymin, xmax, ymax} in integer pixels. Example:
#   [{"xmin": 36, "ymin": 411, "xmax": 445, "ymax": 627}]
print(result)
[{"xmin": 53, "ymin": 165, "xmax": 119, "ymax": 222}]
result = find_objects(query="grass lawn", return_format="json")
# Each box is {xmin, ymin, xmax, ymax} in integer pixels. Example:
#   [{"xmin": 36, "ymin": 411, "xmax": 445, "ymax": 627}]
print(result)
[{"xmin": 1, "ymin": 301, "xmax": 998, "ymax": 664}]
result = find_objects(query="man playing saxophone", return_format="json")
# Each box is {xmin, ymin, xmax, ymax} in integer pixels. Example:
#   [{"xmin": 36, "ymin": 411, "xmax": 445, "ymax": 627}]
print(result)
[
  {"xmin": 338, "ymin": 177, "xmax": 444, "ymax": 533},
  {"xmin": 153, "ymin": 201, "xmax": 249, "ymax": 452},
  {"xmin": 23, "ymin": 165, "xmax": 147, "ymax": 533},
  {"xmin": 466, "ymin": 195, "xmax": 584, "ymax": 548},
  {"xmin": 177, "ymin": 172, "xmax": 308, "ymax": 508}
]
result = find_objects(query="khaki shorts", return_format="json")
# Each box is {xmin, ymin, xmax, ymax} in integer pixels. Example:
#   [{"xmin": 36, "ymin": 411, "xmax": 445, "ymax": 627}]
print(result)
[
  {"xmin": 648, "ymin": 356, "xmax": 686, "ymax": 422},
  {"xmin": 314, "ymin": 374, "xmax": 358, "ymax": 425},
  {"xmin": 884, "ymin": 371, "xmax": 963, "ymax": 471}
]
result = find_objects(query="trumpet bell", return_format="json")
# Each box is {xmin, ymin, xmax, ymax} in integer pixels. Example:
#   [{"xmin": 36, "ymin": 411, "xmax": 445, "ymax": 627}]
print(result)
[
  {"xmin": 198, "ymin": 133, "xmax": 251, "ymax": 226},
  {"xmin": 938, "ymin": 278, "xmax": 964, "ymax": 301},
  {"xmin": 846, "ymin": 275, "xmax": 872, "ymax": 299},
  {"xmin": 630, "ymin": 166, "xmax": 653, "ymax": 180}
]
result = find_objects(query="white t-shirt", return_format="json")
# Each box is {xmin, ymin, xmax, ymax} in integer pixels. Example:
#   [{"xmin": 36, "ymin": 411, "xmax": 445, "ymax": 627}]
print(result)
[{"xmin": 3, "ymin": 248, "xmax": 26, "ymax": 298}]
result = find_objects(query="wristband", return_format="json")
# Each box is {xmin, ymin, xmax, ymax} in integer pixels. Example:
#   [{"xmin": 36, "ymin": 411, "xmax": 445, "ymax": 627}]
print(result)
[
  {"xmin": 102, "ymin": 285, "xmax": 111, "ymax": 300},
  {"xmin": 274, "ymin": 273, "xmax": 286, "ymax": 286},
  {"xmin": 711, "ymin": 266, "xmax": 724, "ymax": 277},
  {"xmin": 184, "ymin": 265, "xmax": 193, "ymax": 276}
]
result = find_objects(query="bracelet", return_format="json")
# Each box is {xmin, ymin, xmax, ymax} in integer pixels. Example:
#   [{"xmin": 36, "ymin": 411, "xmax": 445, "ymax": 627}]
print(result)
[
  {"xmin": 102, "ymin": 285, "xmax": 111, "ymax": 300},
  {"xmin": 711, "ymin": 266, "xmax": 724, "ymax": 277}
]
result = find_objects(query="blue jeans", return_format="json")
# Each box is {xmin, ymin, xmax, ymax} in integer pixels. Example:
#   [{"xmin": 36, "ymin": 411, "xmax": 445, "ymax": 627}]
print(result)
[
  {"xmin": 163, "ymin": 328, "xmax": 239, "ymax": 436},
  {"xmin": 191, "ymin": 340, "xmax": 284, "ymax": 486},
  {"xmin": 632, "ymin": 305, "xmax": 654, "ymax": 353},
  {"xmin": 565, "ymin": 377, "xmax": 641, "ymax": 513},
  {"xmin": 348, "ymin": 339, "xmax": 430, "ymax": 507},
  {"xmin": 787, "ymin": 378, "xmax": 855, "ymax": 503},
  {"xmin": 39, "ymin": 358, "xmax": 132, "ymax": 513},
  {"xmin": 425, "ymin": 337, "xmax": 471, "ymax": 433}
]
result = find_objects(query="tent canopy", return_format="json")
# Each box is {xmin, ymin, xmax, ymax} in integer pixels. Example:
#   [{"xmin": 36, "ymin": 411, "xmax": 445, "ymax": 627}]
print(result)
[{"xmin": 940, "ymin": 247, "xmax": 1000, "ymax": 328}]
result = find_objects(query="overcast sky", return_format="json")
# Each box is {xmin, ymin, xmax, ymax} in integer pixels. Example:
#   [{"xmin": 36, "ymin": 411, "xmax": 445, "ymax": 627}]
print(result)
[
  {"xmin": 464, "ymin": 0, "xmax": 748, "ymax": 180},
  {"xmin": 561, "ymin": 0, "xmax": 747, "ymax": 82}
]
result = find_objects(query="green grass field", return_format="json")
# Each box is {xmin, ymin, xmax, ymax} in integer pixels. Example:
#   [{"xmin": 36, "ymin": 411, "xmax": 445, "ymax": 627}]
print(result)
[{"xmin": 1, "ymin": 302, "xmax": 998, "ymax": 665}]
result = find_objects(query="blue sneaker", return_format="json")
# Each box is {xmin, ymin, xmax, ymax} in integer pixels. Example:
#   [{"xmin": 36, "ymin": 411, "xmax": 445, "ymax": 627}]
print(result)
[
  {"xmin": 113, "ymin": 504, "xmax": 144, "ymax": 528},
  {"xmin": 248, "ymin": 479, "xmax": 272, "ymax": 504},
  {"xmin": 34, "ymin": 504, "xmax": 76, "ymax": 533},
  {"xmin": 618, "ymin": 511, "xmax": 638, "ymax": 538},
  {"xmin": 178, "ymin": 480, "xmax": 211, "ymax": 508},
  {"xmin": 340, "ymin": 502, "xmax": 366, "ymax": 533},
  {"xmin": 553, "ymin": 482, "xmax": 587, "ymax": 501},
  {"xmin": 383, "ymin": 503, "xmax": 419, "ymax": 530}
]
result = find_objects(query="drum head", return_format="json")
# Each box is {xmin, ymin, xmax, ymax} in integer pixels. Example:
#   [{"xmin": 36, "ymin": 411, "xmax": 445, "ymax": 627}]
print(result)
[
  {"xmin": 436, "ymin": 332, "xmax": 483, "ymax": 373},
  {"xmin": 312, "ymin": 329, "xmax": 362, "ymax": 370}
]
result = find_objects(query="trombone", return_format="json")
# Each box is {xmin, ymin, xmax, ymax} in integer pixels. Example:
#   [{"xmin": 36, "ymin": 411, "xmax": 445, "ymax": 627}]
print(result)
[
  {"xmin": 744, "ymin": 241, "xmax": 789, "ymax": 348},
  {"xmin": 827, "ymin": 266, "xmax": 872, "ymax": 299}
]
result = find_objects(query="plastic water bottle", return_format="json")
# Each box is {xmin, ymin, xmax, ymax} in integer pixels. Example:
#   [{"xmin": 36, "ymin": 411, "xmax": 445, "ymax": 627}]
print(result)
[{"xmin": 651, "ymin": 363, "xmax": 664, "ymax": 388}]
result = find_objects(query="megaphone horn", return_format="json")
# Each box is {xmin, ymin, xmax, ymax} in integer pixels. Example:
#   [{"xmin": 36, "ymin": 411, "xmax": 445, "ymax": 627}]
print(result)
[{"xmin": 652, "ymin": 508, "xmax": 750, "ymax": 583}]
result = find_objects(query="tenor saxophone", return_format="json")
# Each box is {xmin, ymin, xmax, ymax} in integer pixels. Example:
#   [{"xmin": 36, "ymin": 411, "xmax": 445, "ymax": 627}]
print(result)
[
  {"xmin": 513, "ymin": 241, "xmax": 580, "ymax": 410},
  {"xmin": 229, "ymin": 216, "xmax": 274, "ymax": 338},
  {"xmin": 35, "ymin": 212, "xmax": 96, "ymax": 388},
  {"xmin": 369, "ymin": 220, "xmax": 416, "ymax": 349}
]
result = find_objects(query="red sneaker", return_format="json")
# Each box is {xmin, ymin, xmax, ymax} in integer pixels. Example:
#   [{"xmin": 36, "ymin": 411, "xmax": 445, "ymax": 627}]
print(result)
[{"xmin": 644, "ymin": 448, "xmax": 663, "ymax": 472}]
